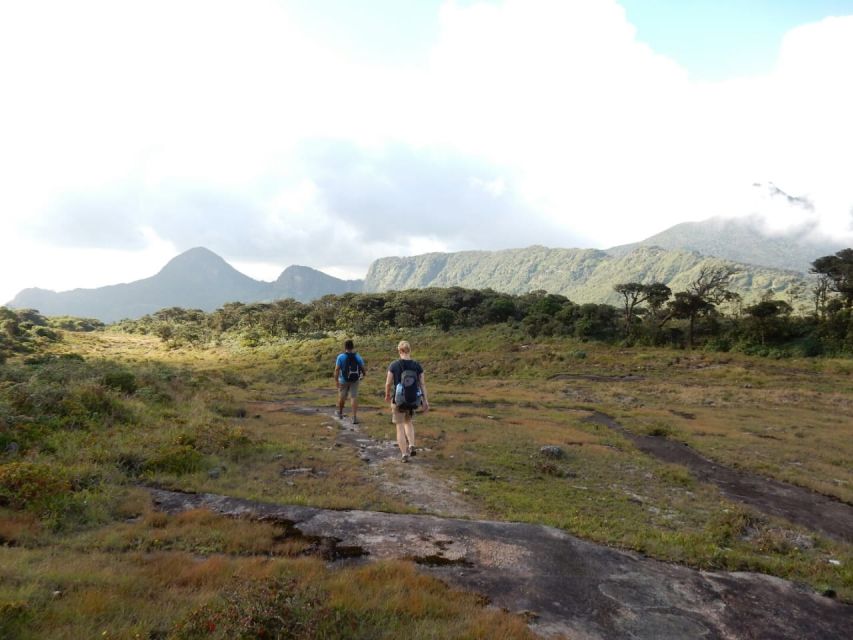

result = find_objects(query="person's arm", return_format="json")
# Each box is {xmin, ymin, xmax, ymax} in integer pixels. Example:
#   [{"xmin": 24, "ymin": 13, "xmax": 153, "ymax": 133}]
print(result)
[
  {"xmin": 384, "ymin": 370, "xmax": 394, "ymax": 403},
  {"xmin": 358, "ymin": 353, "xmax": 367, "ymax": 378},
  {"xmin": 334, "ymin": 357, "xmax": 341, "ymax": 389},
  {"xmin": 418, "ymin": 372, "xmax": 429, "ymax": 412}
]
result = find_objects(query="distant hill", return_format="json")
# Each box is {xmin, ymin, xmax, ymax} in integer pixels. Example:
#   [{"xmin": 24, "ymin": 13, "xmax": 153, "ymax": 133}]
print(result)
[
  {"xmin": 7, "ymin": 248, "xmax": 363, "ymax": 322},
  {"xmin": 9, "ymin": 235, "xmax": 826, "ymax": 323},
  {"xmin": 363, "ymin": 245, "xmax": 806, "ymax": 305},
  {"xmin": 607, "ymin": 216, "xmax": 843, "ymax": 272},
  {"xmin": 269, "ymin": 265, "xmax": 362, "ymax": 302}
]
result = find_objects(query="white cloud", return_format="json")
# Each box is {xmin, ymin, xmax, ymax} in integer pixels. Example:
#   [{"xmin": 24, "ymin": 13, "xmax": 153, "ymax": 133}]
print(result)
[
  {"xmin": 417, "ymin": 2, "xmax": 853, "ymax": 245},
  {"xmin": 1, "ymin": 0, "xmax": 852, "ymax": 305}
]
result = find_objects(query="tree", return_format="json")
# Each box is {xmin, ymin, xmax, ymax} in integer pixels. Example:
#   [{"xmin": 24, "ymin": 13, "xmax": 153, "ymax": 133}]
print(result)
[
  {"xmin": 429, "ymin": 308, "xmax": 456, "ymax": 332},
  {"xmin": 668, "ymin": 266, "xmax": 738, "ymax": 348},
  {"xmin": 744, "ymin": 299, "xmax": 793, "ymax": 345},
  {"xmin": 811, "ymin": 248, "xmax": 853, "ymax": 309},
  {"xmin": 613, "ymin": 282, "xmax": 671, "ymax": 338},
  {"xmin": 613, "ymin": 283, "xmax": 645, "ymax": 337},
  {"xmin": 811, "ymin": 274, "xmax": 831, "ymax": 319}
]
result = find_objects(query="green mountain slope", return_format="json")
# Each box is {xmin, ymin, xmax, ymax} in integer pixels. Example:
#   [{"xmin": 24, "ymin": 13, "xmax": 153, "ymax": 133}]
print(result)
[
  {"xmin": 607, "ymin": 216, "xmax": 842, "ymax": 273},
  {"xmin": 363, "ymin": 245, "xmax": 805, "ymax": 304}
]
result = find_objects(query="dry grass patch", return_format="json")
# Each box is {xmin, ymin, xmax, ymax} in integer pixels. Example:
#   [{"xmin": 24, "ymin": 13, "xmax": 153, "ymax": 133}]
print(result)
[
  {"xmin": 74, "ymin": 506, "xmax": 311, "ymax": 557},
  {"xmin": 0, "ymin": 547, "xmax": 540, "ymax": 640},
  {"xmin": 0, "ymin": 510, "xmax": 41, "ymax": 545}
]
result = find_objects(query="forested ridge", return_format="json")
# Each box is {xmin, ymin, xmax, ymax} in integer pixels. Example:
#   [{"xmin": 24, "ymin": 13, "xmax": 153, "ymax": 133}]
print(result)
[
  {"xmin": 4, "ymin": 249, "xmax": 851, "ymax": 358},
  {"xmin": 108, "ymin": 250, "xmax": 852, "ymax": 356}
]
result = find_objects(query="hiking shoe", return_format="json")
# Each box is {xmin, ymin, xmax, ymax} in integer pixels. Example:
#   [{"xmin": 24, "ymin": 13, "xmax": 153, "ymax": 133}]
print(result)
[
  {"xmin": 336, "ymin": 410, "xmax": 343, "ymax": 419},
  {"xmin": 352, "ymin": 417, "xmax": 359, "ymax": 425},
  {"xmin": 401, "ymin": 453, "xmax": 410, "ymax": 463},
  {"xmin": 407, "ymin": 445, "xmax": 416, "ymax": 457}
]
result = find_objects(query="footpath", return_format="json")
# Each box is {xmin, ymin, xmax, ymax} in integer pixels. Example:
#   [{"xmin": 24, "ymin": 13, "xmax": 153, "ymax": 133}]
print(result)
[{"xmin": 148, "ymin": 401, "xmax": 853, "ymax": 639}]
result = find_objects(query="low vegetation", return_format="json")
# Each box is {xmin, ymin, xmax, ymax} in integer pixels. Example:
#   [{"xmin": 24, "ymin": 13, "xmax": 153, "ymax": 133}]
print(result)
[{"xmin": 1, "ymin": 264, "xmax": 851, "ymax": 636}]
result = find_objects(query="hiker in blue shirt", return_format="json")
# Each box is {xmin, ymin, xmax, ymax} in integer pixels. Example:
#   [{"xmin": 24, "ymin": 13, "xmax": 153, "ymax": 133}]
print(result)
[{"xmin": 334, "ymin": 339, "xmax": 366, "ymax": 424}]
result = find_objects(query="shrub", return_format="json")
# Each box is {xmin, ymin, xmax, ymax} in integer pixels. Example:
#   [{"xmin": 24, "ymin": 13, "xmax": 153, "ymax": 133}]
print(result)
[
  {"xmin": 213, "ymin": 404, "xmax": 247, "ymax": 419},
  {"xmin": 102, "ymin": 370, "xmax": 138, "ymax": 394},
  {"xmin": 116, "ymin": 451, "xmax": 146, "ymax": 477},
  {"xmin": 429, "ymin": 308, "xmax": 456, "ymax": 332},
  {"xmin": 170, "ymin": 578, "xmax": 351, "ymax": 640},
  {"xmin": 146, "ymin": 445, "xmax": 207, "ymax": 475},
  {"xmin": 793, "ymin": 335, "xmax": 823, "ymax": 357},
  {"xmin": 0, "ymin": 601, "xmax": 31, "ymax": 639},
  {"xmin": 0, "ymin": 462, "xmax": 70, "ymax": 509}
]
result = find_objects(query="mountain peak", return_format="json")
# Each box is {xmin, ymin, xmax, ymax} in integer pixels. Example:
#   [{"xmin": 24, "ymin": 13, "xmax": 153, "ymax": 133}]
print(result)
[
  {"xmin": 158, "ymin": 247, "xmax": 229, "ymax": 274},
  {"xmin": 5, "ymin": 249, "xmax": 360, "ymax": 321}
]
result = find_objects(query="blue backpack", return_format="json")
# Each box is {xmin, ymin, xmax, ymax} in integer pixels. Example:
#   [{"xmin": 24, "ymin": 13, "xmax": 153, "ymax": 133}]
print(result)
[
  {"xmin": 394, "ymin": 361, "xmax": 421, "ymax": 410},
  {"xmin": 344, "ymin": 353, "xmax": 363, "ymax": 382}
]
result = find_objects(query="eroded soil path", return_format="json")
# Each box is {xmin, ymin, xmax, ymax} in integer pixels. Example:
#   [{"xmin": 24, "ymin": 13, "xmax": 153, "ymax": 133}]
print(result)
[
  {"xmin": 333, "ymin": 412, "xmax": 484, "ymax": 519},
  {"xmin": 267, "ymin": 399, "xmax": 482, "ymax": 518},
  {"xmin": 584, "ymin": 411, "xmax": 853, "ymax": 543},
  {"xmin": 150, "ymin": 487, "xmax": 852, "ymax": 640}
]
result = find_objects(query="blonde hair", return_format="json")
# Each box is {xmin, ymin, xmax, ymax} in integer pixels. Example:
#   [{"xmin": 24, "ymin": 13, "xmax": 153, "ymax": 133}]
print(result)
[{"xmin": 397, "ymin": 340, "xmax": 411, "ymax": 354}]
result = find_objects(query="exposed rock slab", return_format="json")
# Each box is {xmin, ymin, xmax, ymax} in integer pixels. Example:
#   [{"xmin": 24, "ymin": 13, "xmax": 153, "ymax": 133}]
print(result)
[{"xmin": 149, "ymin": 488, "xmax": 852, "ymax": 640}]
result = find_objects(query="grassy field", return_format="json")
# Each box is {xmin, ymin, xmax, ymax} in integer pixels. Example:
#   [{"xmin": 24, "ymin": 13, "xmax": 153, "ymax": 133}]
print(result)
[{"xmin": 1, "ymin": 325, "xmax": 851, "ymax": 638}]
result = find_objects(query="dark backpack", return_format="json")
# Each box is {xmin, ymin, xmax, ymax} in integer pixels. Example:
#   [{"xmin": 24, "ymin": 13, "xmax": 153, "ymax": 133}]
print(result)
[
  {"xmin": 394, "ymin": 360, "xmax": 421, "ymax": 410},
  {"xmin": 343, "ymin": 353, "xmax": 363, "ymax": 382}
]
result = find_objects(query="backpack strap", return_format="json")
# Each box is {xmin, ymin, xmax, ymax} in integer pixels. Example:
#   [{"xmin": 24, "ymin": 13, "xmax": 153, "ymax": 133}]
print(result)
[
  {"xmin": 344, "ymin": 353, "xmax": 361, "ymax": 379},
  {"xmin": 392, "ymin": 359, "xmax": 406, "ymax": 385}
]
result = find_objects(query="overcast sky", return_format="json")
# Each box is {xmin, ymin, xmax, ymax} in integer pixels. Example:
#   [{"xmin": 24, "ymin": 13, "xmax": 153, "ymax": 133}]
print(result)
[{"xmin": 2, "ymin": 0, "xmax": 853, "ymax": 303}]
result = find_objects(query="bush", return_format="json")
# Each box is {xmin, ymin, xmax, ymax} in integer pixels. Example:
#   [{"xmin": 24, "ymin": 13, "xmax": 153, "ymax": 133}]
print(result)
[
  {"xmin": 48, "ymin": 316, "xmax": 105, "ymax": 332},
  {"xmin": 792, "ymin": 335, "xmax": 823, "ymax": 358},
  {"xmin": 170, "ymin": 578, "xmax": 351, "ymax": 640},
  {"xmin": 0, "ymin": 601, "xmax": 31, "ymax": 639},
  {"xmin": 0, "ymin": 462, "xmax": 70, "ymax": 509},
  {"xmin": 429, "ymin": 308, "xmax": 456, "ymax": 331},
  {"xmin": 102, "ymin": 369, "xmax": 138, "ymax": 394},
  {"xmin": 146, "ymin": 445, "xmax": 207, "ymax": 475}
]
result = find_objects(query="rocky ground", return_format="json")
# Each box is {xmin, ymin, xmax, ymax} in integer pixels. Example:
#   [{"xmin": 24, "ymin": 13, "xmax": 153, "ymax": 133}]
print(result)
[{"xmin": 149, "ymin": 400, "xmax": 853, "ymax": 639}]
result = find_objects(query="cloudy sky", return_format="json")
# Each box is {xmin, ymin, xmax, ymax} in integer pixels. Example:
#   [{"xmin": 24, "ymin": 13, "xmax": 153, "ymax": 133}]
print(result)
[{"xmin": 2, "ymin": 0, "xmax": 853, "ymax": 303}]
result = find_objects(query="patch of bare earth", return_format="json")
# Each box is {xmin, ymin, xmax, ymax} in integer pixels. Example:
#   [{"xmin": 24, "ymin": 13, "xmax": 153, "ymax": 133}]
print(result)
[
  {"xmin": 254, "ymin": 398, "xmax": 482, "ymax": 518},
  {"xmin": 332, "ymin": 407, "xmax": 484, "ymax": 519}
]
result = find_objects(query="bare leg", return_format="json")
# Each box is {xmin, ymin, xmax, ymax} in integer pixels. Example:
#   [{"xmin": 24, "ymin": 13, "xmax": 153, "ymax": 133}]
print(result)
[
  {"xmin": 351, "ymin": 397, "xmax": 359, "ymax": 421},
  {"xmin": 403, "ymin": 419, "xmax": 415, "ymax": 450},
  {"xmin": 395, "ymin": 423, "xmax": 408, "ymax": 456}
]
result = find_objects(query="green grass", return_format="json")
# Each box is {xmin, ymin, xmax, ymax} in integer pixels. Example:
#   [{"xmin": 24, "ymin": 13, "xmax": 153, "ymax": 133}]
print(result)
[{"xmin": 1, "ymin": 325, "xmax": 851, "ymax": 637}]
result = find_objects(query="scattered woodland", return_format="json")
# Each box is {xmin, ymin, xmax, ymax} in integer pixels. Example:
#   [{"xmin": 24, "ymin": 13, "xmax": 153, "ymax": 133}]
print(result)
[{"xmin": 87, "ymin": 248, "xmax": 853, "ymax": 357}]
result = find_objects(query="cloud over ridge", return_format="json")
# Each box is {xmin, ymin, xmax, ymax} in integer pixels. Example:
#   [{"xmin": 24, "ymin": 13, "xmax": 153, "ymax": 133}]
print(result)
[{"xmin": 1, "ymin": 0, "xmax": 851, "ymax": 301}]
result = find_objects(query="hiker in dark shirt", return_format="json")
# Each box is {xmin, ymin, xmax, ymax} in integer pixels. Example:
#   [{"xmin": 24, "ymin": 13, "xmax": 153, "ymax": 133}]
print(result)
[
  {"xmin": 384, "ymin": 340, "xmax": 429, "ymax": 462},
  {"xmin": 334, "ymin": 339, "xmax": 366, "ymax": 424}
]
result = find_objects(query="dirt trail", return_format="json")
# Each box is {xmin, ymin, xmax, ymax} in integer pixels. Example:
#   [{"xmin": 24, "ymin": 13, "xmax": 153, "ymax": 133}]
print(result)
[
  {"xmin": 331, "ymin": 409, "xmax": 484, "ymax": 519},
  {"xmin": 284, "ymin": 398, "xmax": 853, "ymax": 544},
  {"xmin": 150, "ymin": 487, "xmax": 852, "ymax": 640},
  {"xmin": 267, "ymin": 399, "xmax": 482, "ymax": 518},
  {"xmin": 584, "ymin": 411, "xmax": 853, "ymax": 543}
]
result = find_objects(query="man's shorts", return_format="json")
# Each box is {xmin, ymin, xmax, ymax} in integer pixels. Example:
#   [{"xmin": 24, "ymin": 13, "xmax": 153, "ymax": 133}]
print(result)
[{"xmin": 339, "ymin": 380, "xmax": 360, "ymax": 401}]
